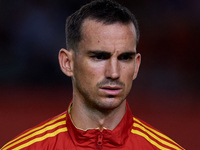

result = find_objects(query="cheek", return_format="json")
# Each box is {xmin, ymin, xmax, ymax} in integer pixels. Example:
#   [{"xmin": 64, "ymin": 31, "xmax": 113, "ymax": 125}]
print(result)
[
  {"xmin": 121, "ymin": 65, "xmax": 135, "ymax": 85},
  {"xmin": 122, "ymin": 64, "xmax": 135, "ymax": 77},
  {"xmin": 81, "ymin": 62, "xmax": 105, "ymax": 83},
  {"xmin": 87, "ymin": 61, "xmax": 105, "ymax": 76}
]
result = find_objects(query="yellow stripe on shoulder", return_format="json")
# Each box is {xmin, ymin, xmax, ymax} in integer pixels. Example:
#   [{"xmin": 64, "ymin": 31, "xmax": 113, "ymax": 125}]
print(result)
[
  {"xmin": 133, "ymin": 123, "xmax": 182, "ymax": 150},
  {"xmin": 13, "ymin": 127, "xmax": 67, "ymax": 150},
  {"xmin": 131, "ymin": 129, "xmax": 171, "ymax": 150},
  {"xmin": 133, "ymin": 117, "xmax": 184, "ymax": 150},
  {"xmin": 4, "ymin": 121, "xmax": 67, "ymax": 150},
  {"xmin": 2, "ymin": 113, "xmax": 66, "ymax": 150}
]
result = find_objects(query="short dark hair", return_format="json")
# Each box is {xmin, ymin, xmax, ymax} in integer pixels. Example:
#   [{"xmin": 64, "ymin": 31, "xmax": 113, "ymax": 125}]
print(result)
[{"xmin": 66, "ymin": 0, "xmax": 140, "ymax": 51}]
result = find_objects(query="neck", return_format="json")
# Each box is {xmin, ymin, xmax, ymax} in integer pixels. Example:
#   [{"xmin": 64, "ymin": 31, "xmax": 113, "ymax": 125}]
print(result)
[{"xmin": 70, "ymin": 98, "xmax": 126, "ymax": 130}]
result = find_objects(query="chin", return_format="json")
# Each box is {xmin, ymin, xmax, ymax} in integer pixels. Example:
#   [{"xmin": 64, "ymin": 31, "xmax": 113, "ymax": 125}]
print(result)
[{"xmin": 95, "ymin": 97, "xmax": 125, "ymax": 110}]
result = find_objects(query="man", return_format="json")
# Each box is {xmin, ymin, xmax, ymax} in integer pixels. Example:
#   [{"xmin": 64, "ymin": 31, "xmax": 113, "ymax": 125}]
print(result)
[{"xmin": 1, "ymin": 0, "xmax": 184, "ymax": 149}]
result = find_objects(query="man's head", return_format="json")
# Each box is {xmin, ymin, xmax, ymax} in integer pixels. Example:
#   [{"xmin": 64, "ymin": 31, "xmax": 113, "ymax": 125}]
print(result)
[
  {"xmin": 59, "ymin": 0, "xmax": 141, "ymax": 111},
  {"xmin": 66, "ymin": 0, "xmax": 140, "ymax": 52}
]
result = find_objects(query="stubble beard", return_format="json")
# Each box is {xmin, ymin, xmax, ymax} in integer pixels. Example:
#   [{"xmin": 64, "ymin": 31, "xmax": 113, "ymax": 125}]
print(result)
[{"xmin": 74, "ymin": 77, "xmax": 127, "ymax": 114}]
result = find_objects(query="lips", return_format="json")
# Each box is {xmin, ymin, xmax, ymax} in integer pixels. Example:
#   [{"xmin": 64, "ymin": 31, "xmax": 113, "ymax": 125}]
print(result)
[{"xmin": 100, "ymin": 85, "xmax": 122, "ymax": 95}]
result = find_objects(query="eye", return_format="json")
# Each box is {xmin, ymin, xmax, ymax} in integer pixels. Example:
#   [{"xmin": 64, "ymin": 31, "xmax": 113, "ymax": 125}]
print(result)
[
  {"xmin": 91, "ymin": 53, "xmax": 110, "ymax": 60},
  {"xmin": 92, "ymin": 54, "xmax": 104, "ymax": 60},
  {"xmin": 118, "ymin": 54, "xmax": 133, "ymax": 61}
]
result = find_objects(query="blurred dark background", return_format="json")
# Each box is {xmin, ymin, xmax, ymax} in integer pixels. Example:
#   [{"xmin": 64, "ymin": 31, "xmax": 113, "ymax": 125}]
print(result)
[{"xmin": 0, "ymin": 0, "xmax": 199, "ymax": 149}]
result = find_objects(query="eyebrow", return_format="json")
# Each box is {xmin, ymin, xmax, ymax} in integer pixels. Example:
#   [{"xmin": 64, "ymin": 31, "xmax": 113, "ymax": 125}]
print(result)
[
  {"xmin": 119, "ymin": 52, "xmax": 137, "ymax": 56},
  {"xmin": 87, "ymin": 50, "xmax": 111, "ymax": 56},
  {"xmin": 87, "ymin": 50, "xmax": 137, "ymax": 56}
]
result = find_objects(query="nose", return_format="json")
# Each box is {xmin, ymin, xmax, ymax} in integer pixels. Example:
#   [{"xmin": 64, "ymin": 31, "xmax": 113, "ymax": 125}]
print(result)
[{"xmin": 105, "ymin": 58, "xmax": 120, "ymax": 79}]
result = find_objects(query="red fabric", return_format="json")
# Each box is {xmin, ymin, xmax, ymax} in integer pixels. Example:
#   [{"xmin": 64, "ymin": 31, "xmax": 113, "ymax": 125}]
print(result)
[{"xmin": 1, "ymin": 101, "xmax": 184, "ymax": 150}]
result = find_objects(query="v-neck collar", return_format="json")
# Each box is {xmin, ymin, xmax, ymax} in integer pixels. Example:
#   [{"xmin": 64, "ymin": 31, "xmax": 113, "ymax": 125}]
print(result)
[{"xmin": 66, "ymin": 100, "xmax": 133, "ymax": 148}]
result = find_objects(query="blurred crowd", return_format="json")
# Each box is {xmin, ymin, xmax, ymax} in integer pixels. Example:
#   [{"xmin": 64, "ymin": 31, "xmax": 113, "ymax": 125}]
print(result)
[{"xmin": 0, "ymin": 0, "xmax": 200, "ymax": 93}]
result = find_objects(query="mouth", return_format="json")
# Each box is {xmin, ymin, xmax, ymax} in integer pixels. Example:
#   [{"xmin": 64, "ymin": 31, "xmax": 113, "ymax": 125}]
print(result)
[{"xmin": 100, "ymin": 86, "xmax": 122, "ymax": 96}]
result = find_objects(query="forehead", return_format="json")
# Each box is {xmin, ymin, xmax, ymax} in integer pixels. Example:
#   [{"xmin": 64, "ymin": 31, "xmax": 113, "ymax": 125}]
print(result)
[
  {"xmin": 81, "ymin": 19, "xmax": 136, "ymax": 39},
  {"xmin": 79, "ymin": 19, "xmax": 137, "ymax": 53}
]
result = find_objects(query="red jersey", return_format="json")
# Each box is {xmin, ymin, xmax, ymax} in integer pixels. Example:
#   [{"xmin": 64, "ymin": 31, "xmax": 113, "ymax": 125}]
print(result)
[{"xmin": 1, "ymin": 101, "xmax": 184, "ymax": 150}]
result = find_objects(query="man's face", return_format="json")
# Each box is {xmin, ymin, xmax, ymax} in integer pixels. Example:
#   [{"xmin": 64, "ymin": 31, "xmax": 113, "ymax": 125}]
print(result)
[{"xmin": 71, "ymin": 19, "xmax": 141, "ymax": 110}]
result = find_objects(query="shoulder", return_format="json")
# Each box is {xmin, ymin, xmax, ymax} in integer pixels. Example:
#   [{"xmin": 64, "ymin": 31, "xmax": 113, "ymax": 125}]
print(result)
[
  {"xmin": 130, "ymin": 116, "xmax": 185, "ymax": 150},
  {"xmin": 1, "ymin": 111, "xmax": 68, "ymax": 150}
]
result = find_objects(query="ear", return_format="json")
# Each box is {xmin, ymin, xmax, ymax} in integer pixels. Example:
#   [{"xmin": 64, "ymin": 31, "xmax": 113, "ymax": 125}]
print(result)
[
  {"xmin": 58, "ymin": 48, "xmax": 74, "ymax": 77},
  {"xmin": 133, "ymin": 53, "xmax": 141, "ymax": 80}
]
